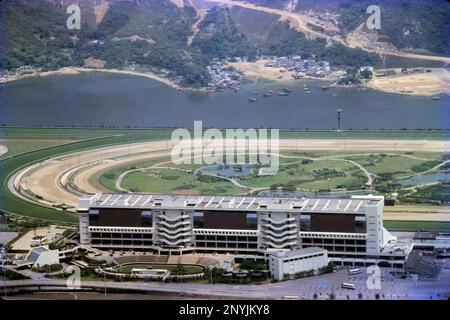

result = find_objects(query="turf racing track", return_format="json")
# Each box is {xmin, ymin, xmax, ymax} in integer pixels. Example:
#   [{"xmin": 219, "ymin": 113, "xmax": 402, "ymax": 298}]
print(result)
[{"xmin": 7, "ymin": 138, "xmax": 449, "ymax": 222}]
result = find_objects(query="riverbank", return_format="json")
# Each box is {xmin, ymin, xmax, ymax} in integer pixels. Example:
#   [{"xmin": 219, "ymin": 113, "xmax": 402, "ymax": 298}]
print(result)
[
  {"xmin": 3, "ymin": 64, "xmax": 449, "ymax": 97},
  {"xmin": 230, "ymin": 60, "xmax": 450, "ymax": 97},
  {"xmin": 0, "ymin": 67, "xmax": 213, "ymax": 94},
  {"xmin": 367, "ymin": 68, "xmax": 450, "ymax": 97}
]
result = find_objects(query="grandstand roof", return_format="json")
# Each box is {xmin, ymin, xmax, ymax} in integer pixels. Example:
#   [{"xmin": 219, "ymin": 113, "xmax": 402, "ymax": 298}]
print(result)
[{"xmin": 79, "ymin": 193, "xmax": 383, "ymax": 214}]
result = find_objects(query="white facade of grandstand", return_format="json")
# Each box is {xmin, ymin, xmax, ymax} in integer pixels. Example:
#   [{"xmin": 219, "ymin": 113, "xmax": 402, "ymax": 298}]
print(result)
[{"xmin": 78, "ymin": 193, "xmax": 405, "ymax": 267}]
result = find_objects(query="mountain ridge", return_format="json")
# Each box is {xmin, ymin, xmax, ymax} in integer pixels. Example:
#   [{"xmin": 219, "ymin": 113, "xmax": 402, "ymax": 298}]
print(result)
[{"xmin": 1, "ymin": 0, "xmax": 447, "ymax": 88}]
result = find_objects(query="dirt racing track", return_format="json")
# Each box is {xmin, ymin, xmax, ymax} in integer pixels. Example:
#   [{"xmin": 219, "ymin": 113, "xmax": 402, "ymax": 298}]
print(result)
[{"xmin": 8, "ymin": 138, "xmax": 450, "ymax": 221}]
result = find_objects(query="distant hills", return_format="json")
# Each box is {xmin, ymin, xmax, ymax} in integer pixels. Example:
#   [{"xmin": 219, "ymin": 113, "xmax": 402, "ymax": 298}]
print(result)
[
  {"xmin": 294, "ymin": 0, "xmax": 449, "ymax": 56},
  {"xmin": 0, "ymin": 0, "xmax": 447, "ymax": 88}
]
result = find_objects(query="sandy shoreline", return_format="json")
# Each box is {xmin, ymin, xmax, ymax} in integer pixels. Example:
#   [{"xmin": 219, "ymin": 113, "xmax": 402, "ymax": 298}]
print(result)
[
  {"xmin": 8, "ymin": 67, "xmax": 178, "ymax": 88},
  {"xmin": 3, "ymin": 64, "xmax": 449, "ymax": 97},
  {"xmin": 367, "ymin": 68, "xmax": 450, "ymax": 97},
  {"xmin": 230, "ymin": 60, "xmax": 450, "ymax": 97},
  {"xmin": 1, "ymin": 67, "xmax": 205, "ymax": 92}
]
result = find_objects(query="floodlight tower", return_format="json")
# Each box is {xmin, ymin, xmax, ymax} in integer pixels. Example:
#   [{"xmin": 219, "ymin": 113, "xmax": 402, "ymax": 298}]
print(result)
[{"xmin": 336, "ymin": 107, "xmax": 343, "ymax": 131}]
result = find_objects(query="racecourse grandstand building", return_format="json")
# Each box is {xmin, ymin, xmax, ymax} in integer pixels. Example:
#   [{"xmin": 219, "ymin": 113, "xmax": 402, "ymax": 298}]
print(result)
[{"xmin": 77, "ymin": 193, "xmax": 407, "ymax": 267}]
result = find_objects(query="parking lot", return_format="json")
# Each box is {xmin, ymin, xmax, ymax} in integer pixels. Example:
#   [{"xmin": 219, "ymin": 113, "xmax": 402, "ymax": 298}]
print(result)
[{"xmin": 268, "ymin": 263, "xmax": 450, "ymax": 300}]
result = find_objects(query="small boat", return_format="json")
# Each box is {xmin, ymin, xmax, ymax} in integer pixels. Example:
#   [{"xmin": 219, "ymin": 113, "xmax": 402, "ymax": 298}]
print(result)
[
  {"xmin": 321, "ymin": 86, "xmax": 330, "ymax": 90},
  {"xmin": 278, "ymin": 92, "xmax": 289, "ymax": 96},
  {"xmin": 281, "ymin": 88, "xmax": 292, "ymax": 93},
  {"xmin": 432, "ymin": 96, "xmax": 440, "ymax": 100},
  {"xmin": 268, "ymin": 90, "xmax": 274, "ymax": 94},
  {"xmin": 248, "ymin": 98, "xmax": 258, "ymax": 102},
  {"xmin": 263, "ymin": 93, "xmax": 273, "ymax": 97},
  {"xmin": 305, "ymin": 90, "xmax": 311, "ymax": 94}
]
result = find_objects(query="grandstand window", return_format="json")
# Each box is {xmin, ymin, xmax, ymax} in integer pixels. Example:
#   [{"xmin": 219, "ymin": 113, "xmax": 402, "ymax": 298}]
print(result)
[
  {"xmin": 246, "ymin": 212, "xmax": 258, "ymax": 229},
  {"xmin": 141, "ymin": 210, "xmax": 153, "ymax": 227},
  {"xmin": 193, "ymin": 211, "xmax": 204, "ymax": 228},
  {"xmin": 300, "ymin": 214, "xmax": 311, "ymax": 231}
]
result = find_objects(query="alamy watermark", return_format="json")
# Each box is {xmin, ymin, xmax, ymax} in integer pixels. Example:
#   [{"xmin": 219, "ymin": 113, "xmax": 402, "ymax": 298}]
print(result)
[
  {"xmin": 66, "ymin": 265, "xmax": 81, "ymax": 290},
  {"xmin": 366, "ymin": 5, "xmax": 381, "ymax": 30},
  {"xmin": 366, "ymin": 265, "xmax": 381, "ymax": 290},
  {"xmin": 171, "ymin": 121, "xmax": 280, "ymax": 175},
  {"xmin": 66, "ymin": 5, "xmax": 81, "ymax": 30}
]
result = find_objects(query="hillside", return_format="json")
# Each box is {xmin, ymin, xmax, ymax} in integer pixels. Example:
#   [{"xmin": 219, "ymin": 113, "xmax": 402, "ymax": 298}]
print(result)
[
  {"xmin": 294, "ymin": 0, "xmax": 450, "ymax": 56},
  {"xmin": 0, "ymin": 0, "xmax": 447, "ymax": 88},
  {"xmin": 0, "ymin": 0, "xmax": 211, "ymax": 87},
  {"xmin": 191, "ymin": 6, "xmax": 257, "ymax": 59}
]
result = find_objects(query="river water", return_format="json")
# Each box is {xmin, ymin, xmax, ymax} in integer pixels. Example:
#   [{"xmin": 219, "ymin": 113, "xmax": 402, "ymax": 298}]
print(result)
[
  {"xmin": 396, "ymin": 171, "xmax": 450, "ymax": 186},
  {"xmin": 1, "ymin": 72, "xmax": 449, "ymax": 129}
]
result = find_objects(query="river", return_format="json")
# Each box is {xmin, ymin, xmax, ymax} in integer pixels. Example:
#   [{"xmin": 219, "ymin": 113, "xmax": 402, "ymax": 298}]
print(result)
[{"xmin": 1, "ymin": 72, "xmax": 449, "ymax": 129}]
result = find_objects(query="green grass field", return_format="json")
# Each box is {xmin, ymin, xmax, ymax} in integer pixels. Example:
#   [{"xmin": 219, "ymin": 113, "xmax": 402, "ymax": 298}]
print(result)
[
  {"xmin": 116, "ymin": 263, "xmax": 204, "ymax": 275},
  {"xmin": 0, "ymin": 139, "xmax": 82, "ymax": 159},
  {"xmin": 2, "ymin": 127, "xmax": 449, "ymax": 140},
  {"xmin": 122, "ymin": 168, "xmax": 244, "ymax": 195},
  {"xmin": 383, "ymin": 220, "xmax": 450, "ymax": 232},
  {"xmin": 105, "ymin": 151, "xmax": 446, "ymax": 194},
  {"xmin": 244, "ymin": 159, "xmax": 364, "ymax": 190},
  {"xmin": 1, "ymin": 127, "xmax": 448, "ymax": 224}
]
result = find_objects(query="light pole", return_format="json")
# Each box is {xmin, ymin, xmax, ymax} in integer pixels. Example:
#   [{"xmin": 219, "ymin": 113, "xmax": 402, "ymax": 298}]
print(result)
[
  {"xmin": 337, "ymin": 108, "xmax": 343, "ymax": 132},
  {"xmin": 103, "ymin": 269, "xmax": 107, "ymax": 300},
  {"xmin": 209, "ymin": 266, "xmax": 213, "ymax": 285},
  {"xmin": 1, "ymin": 261, "xmax": 6, "ymax": 298}
]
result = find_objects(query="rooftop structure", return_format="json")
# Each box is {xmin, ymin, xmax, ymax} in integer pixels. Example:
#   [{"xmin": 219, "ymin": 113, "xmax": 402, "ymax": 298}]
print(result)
[
  {"xmin": 14, "ymin": 246, "xmax": 59, "ymax": 268},
  {"xmin": 79, "ymin": 193, "xmax": 380, "ymax": 215}
]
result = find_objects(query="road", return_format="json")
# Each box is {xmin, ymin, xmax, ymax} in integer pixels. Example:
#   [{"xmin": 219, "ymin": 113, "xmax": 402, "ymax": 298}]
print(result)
[
  {"xmin": 205, "ymin": 0, "xmax": 450, "ymax": 64},
  {"xmin": 3, "ymin": 266, "xmax": 450, "ymax": 300}
]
